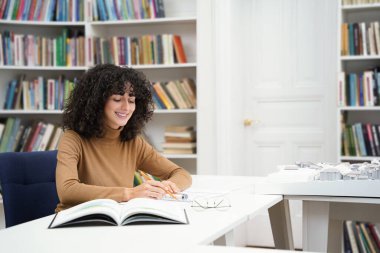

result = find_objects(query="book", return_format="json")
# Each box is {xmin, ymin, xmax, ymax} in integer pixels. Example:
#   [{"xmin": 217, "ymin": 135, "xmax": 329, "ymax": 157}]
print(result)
[
  {"xmin": 343, "ymin": 221, "xmax": 352, "ymax": 253},
  {"xmin": 0, "ymin": 123, "xmax": 5, "ymax": 142},
  {"xmin": 162, "ymin": 142, "xmax": 196, "ymax": 149},
  {"xmin": 172, "ymin": 35, "xmax": 187, "ymax": 63},
  {"xmin": 165, "ymin": 125, "xmax": 194, "ymax": 132},
  {"xmin": 163, "ymin": 148, "xmax": 196, "ymax": 154},
  {"xmin": 346, "ymin": 220, "xmax": 359, "ymax": 253},
  {"xmin": 48, "ymin": 198, "xmax": 189, "ymax": 228},
  {"xmin": 360, "ymin": 222, "xmax": 378, "ymax": 253},
  {"xmin": 368, "ymin": 223, "xmax": 380, "ymax": 250}
]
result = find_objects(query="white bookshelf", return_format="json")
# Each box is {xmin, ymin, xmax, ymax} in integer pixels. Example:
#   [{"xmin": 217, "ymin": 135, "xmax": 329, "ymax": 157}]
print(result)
[
  {"xmin": 337, "ymin": 0, "xmax": 380, "ymax": 163},
  {"xmin": 0, "ymin": 20, "xmax": 87, "ymax": 26},
  {"xmin": 0, "ymin": 0, "xmax": 198, "ymax": 174}
]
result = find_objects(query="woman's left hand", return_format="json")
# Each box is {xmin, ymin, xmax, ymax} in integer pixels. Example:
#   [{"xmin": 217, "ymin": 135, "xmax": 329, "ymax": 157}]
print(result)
[{"xmin": 161, "ymin": 180, "xmax": 180, "ymax": 194}]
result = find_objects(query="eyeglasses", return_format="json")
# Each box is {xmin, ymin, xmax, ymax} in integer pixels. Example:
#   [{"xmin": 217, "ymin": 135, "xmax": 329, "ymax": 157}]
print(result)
[{"xmin": 191, "ymin": 197, "xmax": 231, "ymax": 211}]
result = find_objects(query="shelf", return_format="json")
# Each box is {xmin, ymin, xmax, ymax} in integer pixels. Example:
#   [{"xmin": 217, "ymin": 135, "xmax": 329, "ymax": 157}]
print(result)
[
  {"xmin": 162, "ymin": 154, "xmax": 197, "ymax": 159},
  {"xmin": 0, "ymin": 66, "xmax": 87, "ymax": 71},
  {"xmin": 340, "ymin": 156, "xmax": 380, "ymax": 162},
  {"xmin": 0, "ymin": 20, "xmax": 86, "ymax": 26},
  {"xmin": 90, "ymin": 17, "xmax": 196, "ymax": 26},
  {"xmin": 340, "ymin": 55, "xmax": 380, "ymax": 61},
  {"xmin": 338, "ymin": 106, "xmax": 380, "ymax": 111},
  {"xmin": 0, "ymin": 110, "xmax": 63, "ymax": 115},
  {"xmin": 342, "ymin": 3, "xmax": 380, "ymax": 11},
  {"xmin": 120, "ymin": 63, "xmax": 196, "ymax": 69},
  {"xmin": 0, "ymin": 109, "xmax": 197, "ymax": 115},
  {"xmin": 0, "ymin": 64, "xmax": 196, "ymax": 71},
  {"xmin": 154, "ymin": 109, "xmax": 197, "ymax": 114}
]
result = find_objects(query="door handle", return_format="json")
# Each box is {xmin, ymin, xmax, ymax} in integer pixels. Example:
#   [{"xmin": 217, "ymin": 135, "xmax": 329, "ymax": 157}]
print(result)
[{"xmin": 243, "ymin": 119, "xmax": 260, "ymax": 127}]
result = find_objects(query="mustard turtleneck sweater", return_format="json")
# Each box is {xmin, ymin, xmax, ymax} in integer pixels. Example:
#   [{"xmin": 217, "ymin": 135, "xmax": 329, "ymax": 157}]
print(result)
[{"xmin": 55, "ymin": 127, "xmax": 192, "ymax": 212}]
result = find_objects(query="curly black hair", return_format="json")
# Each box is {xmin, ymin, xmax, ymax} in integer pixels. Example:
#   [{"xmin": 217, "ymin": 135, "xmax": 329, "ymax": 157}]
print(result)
[{"xmin": 62, "ymin": 64, "xmax": 154, "ymax": 141}]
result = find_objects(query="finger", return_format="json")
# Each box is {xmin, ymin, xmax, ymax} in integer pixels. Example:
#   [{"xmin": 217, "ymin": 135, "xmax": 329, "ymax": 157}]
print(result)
[
  {"xmin": 146, "ymin": 180, "xmax": 168, "ymax": 191},
  {"xmin": 162, "ymin": 181, "xmax": 180, "ymax": 193},
  {"xmin": 145, "ymin": 183, "xmax": 166, "ymax": 195},
  {"xmin": 147, "ymin": 190, "xmax": 165, "ymax": 199}
]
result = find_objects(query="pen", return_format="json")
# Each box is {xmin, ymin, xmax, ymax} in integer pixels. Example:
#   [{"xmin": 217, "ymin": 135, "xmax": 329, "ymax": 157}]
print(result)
[
  {"xmin": 163, "ymin": 193, "xmax": 188, "ymax": 201},
  {"xmin": 139, "ymin": 170, "xmax": 177, "ymax": 200}
]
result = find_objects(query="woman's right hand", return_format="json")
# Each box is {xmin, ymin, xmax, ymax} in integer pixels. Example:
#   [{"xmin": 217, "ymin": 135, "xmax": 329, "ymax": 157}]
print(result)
[{"xmin": 123, "ymin": 180, "xmax": 168, "ymax": 201}]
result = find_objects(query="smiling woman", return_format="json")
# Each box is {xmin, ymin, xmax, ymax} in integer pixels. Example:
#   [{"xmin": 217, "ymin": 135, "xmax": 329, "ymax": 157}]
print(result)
[{"xmin": 55, "ymin": 64, "xmax": 192, "ymax": 212}]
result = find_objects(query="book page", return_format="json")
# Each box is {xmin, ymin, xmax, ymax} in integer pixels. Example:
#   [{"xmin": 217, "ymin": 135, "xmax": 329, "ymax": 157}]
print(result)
[
  {"xmin": 119, "ymin": 198, "xmax": 187, "ymax": 225},
  {"xmin": 51, "ymin": 199, "xmax": 121, "ymax": 227}
]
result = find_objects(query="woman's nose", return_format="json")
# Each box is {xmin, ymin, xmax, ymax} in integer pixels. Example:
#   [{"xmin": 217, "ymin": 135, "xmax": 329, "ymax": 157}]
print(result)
[{"xmin": 121, "ymin": 100, "xmax": 130, "ymax": 111}]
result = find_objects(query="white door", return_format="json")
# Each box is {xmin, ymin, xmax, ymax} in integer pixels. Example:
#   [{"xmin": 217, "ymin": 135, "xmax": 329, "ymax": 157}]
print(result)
[
  {"xmin": 244, "ymin": 0, "xmax": 337, "ymax": 176},
  {"xmin": 213, "ymin": 0, "xmax": 338, "ymax": 177},
  {"xmin": 210, "ymin": 0, "xmax": 338, "ymax": 248}
]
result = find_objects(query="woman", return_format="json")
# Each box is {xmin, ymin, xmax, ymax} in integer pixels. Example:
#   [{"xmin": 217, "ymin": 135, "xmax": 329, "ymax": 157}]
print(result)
[{"xmin": 55, "ymin": 64, "xmax": 192, "ymax": 212}]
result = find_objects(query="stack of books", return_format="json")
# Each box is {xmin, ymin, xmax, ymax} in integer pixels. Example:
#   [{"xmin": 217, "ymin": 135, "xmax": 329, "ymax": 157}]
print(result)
[{"xmin": 162, "ymin": 126, "xmax": 196, "ymax": 154}]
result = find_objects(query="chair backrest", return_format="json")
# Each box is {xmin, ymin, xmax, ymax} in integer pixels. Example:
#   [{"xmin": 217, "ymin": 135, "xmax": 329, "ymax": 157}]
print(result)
[{"xmin": 0, "ymin": 150, "xmax": 59, "ymax": 228}]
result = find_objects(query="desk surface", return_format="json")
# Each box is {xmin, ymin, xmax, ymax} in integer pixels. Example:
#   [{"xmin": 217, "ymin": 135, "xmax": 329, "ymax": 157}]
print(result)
[
  {"xmin": 255, "ymin": 180, "xmax": 380, "ymax": 198},
  {"xmin": 0, "ymin": 175, "xmax": 282, "ymax": 253}
]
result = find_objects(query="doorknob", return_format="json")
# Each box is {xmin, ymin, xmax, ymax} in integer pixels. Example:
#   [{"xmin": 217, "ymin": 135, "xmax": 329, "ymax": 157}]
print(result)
[
  {"xmin": 243, "ymin": 119, "xmax": 260, "ymax": 127},
  {"xmin": 244, "ymin": 119, "xmax": 253, "ymax": 126}
]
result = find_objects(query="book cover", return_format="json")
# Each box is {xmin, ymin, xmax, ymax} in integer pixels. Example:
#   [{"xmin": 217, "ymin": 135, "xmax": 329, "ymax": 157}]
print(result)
[
  {"xmin": 162, "ymin": 142, "xmax": 196, "ymax": 149},
  {"xmin": 356, "ymin": 222, "xmax": 367, "ymax": 253},
  {"xmin": 360, "ymin": 222, "xmax": 377, "ymax": 253},
  {"xmin": 368, "ymin": 223, "xmax": 380, "ymax": 250},
  {"xmin": 172, "ymin": 35, "xmax": 187, "ymax": 63},
  {"xmin": 346, "ymin": 220, "xmax": 359, "ymax": 253},
  {"xmin": 0, "ymin": 123, "xmax": 5, "ymax": 142},
  {"xmin": 343, "ymin": 221, "xmax": 353, "ymax": 253},
  {"xmin": 163, "ymin": 148, "xmax": 195, "ymax": 154},
  {"xmin": 0, "ymin": 117, "xmax": 15, "ymax": 152},
  {"xmin": 48, "ymin": 198, "xmax": 189, "ymax": 228},
  {"xmin": 165, "ymin": 125, "xmax": 194, "ymax": 132}
]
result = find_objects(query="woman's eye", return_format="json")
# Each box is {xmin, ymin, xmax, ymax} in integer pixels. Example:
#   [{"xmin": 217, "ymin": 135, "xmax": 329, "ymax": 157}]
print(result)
[
  {"xmin": 129, "ymin": 100, "xmax": 135, "ymax": 103},
  {"xmin": 113, "ymin": 99, "xmax": 121, "ymax": 102}
]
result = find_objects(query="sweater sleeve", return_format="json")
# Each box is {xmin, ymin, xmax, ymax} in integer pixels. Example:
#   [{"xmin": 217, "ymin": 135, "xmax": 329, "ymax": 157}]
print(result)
[
  {"xmin": 136, "ymin": 136, "xmax": 192, "ymax": 191},
  {"xmin": 56, "ymin": 131, "xmax": 125, "ymax": 208}
]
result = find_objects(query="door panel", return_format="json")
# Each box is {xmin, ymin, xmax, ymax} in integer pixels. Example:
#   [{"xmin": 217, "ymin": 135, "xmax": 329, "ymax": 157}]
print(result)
[{"xmin": 244, "ymin": 0, "xmax": 334, "ymax": 177}]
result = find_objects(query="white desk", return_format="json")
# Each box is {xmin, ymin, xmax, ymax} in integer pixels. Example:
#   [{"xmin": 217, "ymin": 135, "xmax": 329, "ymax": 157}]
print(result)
[
  {"xmin": 256, "ymin": 180, "xmax": 380, "ymax": 252},
  {"xmin": 0, "ymin": 175, "xmax": 285, "ymax": 253}
]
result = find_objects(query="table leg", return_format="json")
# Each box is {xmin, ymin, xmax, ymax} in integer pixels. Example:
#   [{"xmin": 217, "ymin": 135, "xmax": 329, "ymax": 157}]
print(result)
[
  {"xmin": 302, "ymin": 201, "xmax": 329, "ymax": 252},
  {"xmin": 268, "ymin": 199, "xmax": 294, "ymax": 250},
  {"xmin": 213, "ymin": 230, "xmax": 235, "ymax": 246}
]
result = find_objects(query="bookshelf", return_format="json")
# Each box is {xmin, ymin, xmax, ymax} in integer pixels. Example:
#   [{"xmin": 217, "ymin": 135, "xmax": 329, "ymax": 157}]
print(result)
[
  {"xmin": 338, "ymin": 0, "xmax": 380, "ymax": 163},
  {"xmin": 0, "ymin": 0, "xmax": 198, "ymax": 174}
]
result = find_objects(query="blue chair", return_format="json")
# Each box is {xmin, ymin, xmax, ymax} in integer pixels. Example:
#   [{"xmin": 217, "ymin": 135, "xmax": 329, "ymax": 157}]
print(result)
[{"xmin": 0, "ymin": 150, "xmax": 59, "ymax": 228}]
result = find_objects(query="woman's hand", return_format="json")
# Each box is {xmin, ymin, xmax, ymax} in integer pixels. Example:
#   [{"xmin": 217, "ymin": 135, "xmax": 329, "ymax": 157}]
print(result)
[
  {"xmin": 123, "ymin": 180, "xmax": 168, "ymax": 201},
  {"xmin": 161, "ymin": 180, "xmax": 180, "ymax": 194}
]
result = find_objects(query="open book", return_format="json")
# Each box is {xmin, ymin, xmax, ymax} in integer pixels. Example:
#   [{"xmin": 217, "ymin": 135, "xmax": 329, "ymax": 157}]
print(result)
[{"xmin": 49, "ymin": 198, "xmax": 189, "ymax": 228}]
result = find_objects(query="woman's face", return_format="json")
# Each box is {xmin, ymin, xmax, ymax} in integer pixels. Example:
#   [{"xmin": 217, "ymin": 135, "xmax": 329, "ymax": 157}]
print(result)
[{"xmin": 104, "ymin": 92, "xmax": 136, "ymax": 129}]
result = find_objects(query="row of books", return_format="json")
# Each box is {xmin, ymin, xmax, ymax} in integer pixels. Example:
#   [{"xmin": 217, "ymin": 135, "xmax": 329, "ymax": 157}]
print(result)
[
  {"xmin": 343, "ymin": 220, "xmax": 380, "ymax": 253},
  {"xmin": 2, "ymin": 75, "xmax": 76, "ymax": 110},
  {"xmin": 338, "ymin": 70, "xmax": 380, "ymax": 106},
  {"xmin": 342, "ymin": 0, "xmax": 380, "ymax": 5},
  {"xmin": 341, "ymin": 22, "xmax": 380, "ymax": 56},
  {"xmin": 0, "ymin": 0, "xmax": 84, "ymax": 22},
  {"xmin": 0, "ymin": 29, "xmax": 85, "ymax": 66},
  {"xmin": 92, "ymin": 0, "xmax": 165, "ymax": 21},
  {"xmin": 152, "ymin": 78, "xmax": 196, "ymax": 110},
  {"xmin": 89, "ymin": 34, "xmax": 187, "ymax": 66},
  {"xmin": 342, "ymin": 123, "xmax": 380, "ymax": 157},
  {"xmin": 162, "ymin": 125, "xmax": 196, "ymax": 154},
  {"xmin": 0, "ymin": 117, "xmax": 63, "ymax": 152}
]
